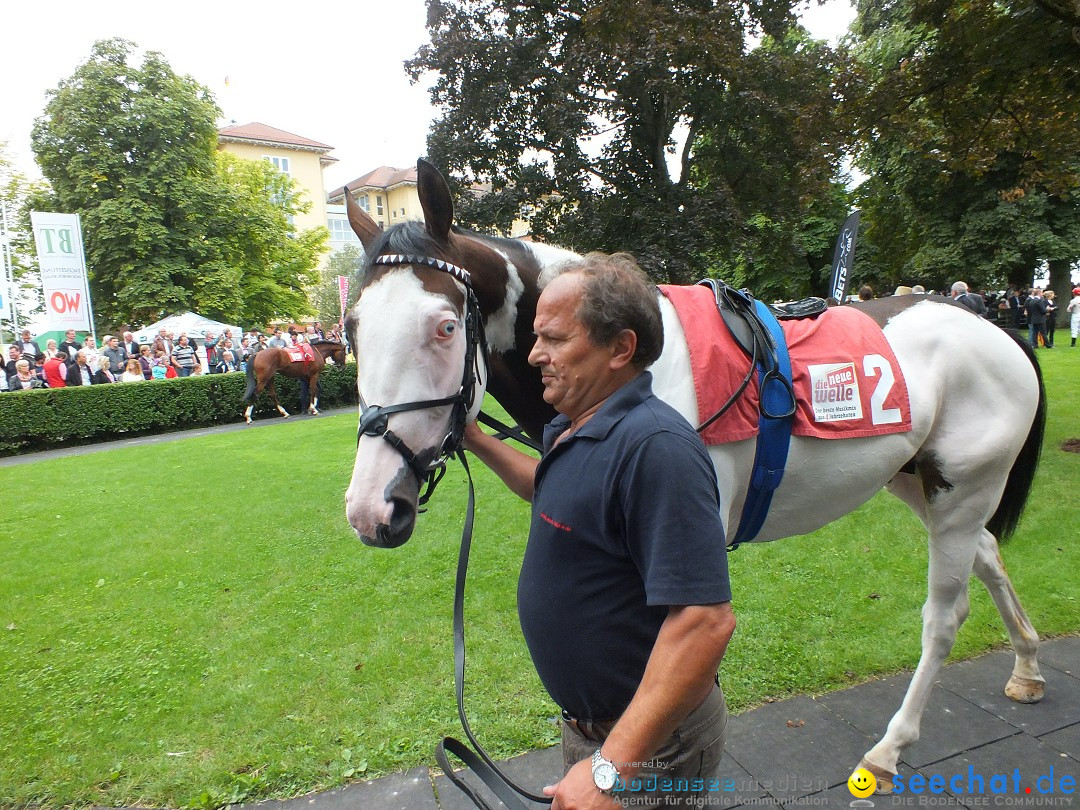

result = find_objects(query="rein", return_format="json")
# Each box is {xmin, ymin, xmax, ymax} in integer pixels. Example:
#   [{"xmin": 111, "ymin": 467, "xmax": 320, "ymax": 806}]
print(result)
[{"xmin": 355, "ymin": 252, "xmax": 549, "ymax": 808}]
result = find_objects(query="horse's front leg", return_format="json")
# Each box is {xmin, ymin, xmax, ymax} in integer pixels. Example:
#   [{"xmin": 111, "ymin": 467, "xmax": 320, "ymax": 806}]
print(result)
[
  {"xmin": 308, "ymin": 375, "xmax": 320, "ymax": 415},
  {"xmin": 858, "ymin": 526, "xmax": 979, "ymax": 793},
  {"xmin": 268, "ymin": 380, "xmax": 290, "ymax": 418}
]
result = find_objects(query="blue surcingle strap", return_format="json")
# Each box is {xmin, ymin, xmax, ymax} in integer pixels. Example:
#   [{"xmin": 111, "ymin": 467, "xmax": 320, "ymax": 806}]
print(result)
[
  {"xmin": 372, "ymin": 253, "xmax": 472, "ymax": 287},
  {"xmin": 732, "ymin": 300, "xmax": 795, "ymax": 546}
]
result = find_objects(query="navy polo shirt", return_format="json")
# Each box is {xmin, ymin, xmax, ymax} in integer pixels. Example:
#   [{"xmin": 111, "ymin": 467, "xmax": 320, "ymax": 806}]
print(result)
[{"xmin": 517, "ymin": 372, "xmax": 731, "ymax": 720}]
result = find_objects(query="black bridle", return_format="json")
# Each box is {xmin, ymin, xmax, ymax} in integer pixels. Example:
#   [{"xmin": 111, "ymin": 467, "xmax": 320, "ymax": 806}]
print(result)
[
  {"xmin": 356, "ymin": 253, "xmax": 486, "ymax": 506},
  {"xmin": 353, "ymin": 250, "xmax": 550, "ymax": 809}
]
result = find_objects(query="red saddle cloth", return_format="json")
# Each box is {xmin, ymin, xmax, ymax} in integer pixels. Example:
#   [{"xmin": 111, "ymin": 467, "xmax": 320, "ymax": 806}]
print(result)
[
  {"xmin": 658, "ymin": 285, "xmax": 912, "ymax": 446},
  {"xmin": 285, "ymin": 344, "xmax": 316, "ymax": 363}
]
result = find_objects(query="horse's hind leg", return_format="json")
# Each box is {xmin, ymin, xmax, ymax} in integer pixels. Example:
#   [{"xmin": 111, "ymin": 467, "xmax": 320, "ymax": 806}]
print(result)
[
  {"xmin": 244, "ymin": 378, "xmax": 264, "ymax": 424},
  {"xmin": 971, "ymin": 531, "xmax": 1044, "ymax": 702}
]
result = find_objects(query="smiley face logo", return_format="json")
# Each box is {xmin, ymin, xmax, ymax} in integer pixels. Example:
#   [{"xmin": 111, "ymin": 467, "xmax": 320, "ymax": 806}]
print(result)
[{"xmin": 848, "ymin": 767, "xmax": 877, "ymax": 798}]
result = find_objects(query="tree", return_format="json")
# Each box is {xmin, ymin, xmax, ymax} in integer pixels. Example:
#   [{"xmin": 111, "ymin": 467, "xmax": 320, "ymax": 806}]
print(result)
[
  {"xmin": 847, "ymin": 0, "xmax": 1080, "ymax": 292},
  {"xmin": 31, "ymin": 38, "xmax": 324, "ymax": 328},
  {"xmin": 0, "ymin": 143, "xmax": 49, "ymax": 329},
  {"xmin": 409, "ymin": 0, "xmax": 853, "ymax": 295},
  {"xmin": 212, "ymin": 152, "xmax": 326, "ymax": 327},
  {"xmin": 311, "ymin": 244, "xmax": 365, "ymax": 326}
]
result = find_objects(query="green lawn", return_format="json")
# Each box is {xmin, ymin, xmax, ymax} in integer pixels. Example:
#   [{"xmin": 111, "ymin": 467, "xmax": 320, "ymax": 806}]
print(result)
[{"xmin": 1, "ymin": 349, "xmax": 1078, "ymax": 808}]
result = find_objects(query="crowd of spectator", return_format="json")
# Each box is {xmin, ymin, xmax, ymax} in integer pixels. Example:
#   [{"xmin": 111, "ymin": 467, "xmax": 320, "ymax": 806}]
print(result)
[
  {"xmin": 1, "ymin": 320, "xmax": 344, "ymax": 393},
  {"xmin": 864, "ymin": 281, "xmax": 1077, "ymax": 349}
]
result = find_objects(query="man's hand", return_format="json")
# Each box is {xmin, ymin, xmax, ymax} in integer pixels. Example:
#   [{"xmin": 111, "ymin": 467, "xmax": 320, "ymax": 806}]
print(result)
[{"xmin": 543, "ymin": 758, "xmax": 621, "ymax": 810}]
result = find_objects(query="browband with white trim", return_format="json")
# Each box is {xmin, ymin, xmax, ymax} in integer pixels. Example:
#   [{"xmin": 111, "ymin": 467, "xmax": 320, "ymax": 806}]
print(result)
[{"xmin": 372, "ymin": 253, "xmax": 472, "ymax": 287}]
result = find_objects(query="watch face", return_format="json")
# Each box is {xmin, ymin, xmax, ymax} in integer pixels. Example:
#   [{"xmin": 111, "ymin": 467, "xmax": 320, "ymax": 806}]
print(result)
[{"xmin": 593, "ymin": 761, "xmax": 618, "ymax": 791}]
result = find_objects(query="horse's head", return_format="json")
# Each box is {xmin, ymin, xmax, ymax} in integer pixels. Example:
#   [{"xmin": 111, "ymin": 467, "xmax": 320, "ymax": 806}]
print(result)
[{"xmin": 343, "ymin": 160, "xmax": 498, "ymax": 547}]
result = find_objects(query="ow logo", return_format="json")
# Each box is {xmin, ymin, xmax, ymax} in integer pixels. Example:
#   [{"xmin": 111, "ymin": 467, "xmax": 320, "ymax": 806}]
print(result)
[{"xmin": 50, "ymin": 290, "xmax": 82, "ymax": 314}]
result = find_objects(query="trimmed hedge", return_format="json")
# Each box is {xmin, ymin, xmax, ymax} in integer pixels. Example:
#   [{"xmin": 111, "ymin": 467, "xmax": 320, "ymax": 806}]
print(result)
[{"xmin": 0, "ymin": 363, "xmax": 359, "ymax": 456}]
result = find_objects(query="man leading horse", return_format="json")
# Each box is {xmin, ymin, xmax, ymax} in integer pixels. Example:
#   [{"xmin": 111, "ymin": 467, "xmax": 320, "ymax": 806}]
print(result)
[{"xmin": 463, "ymin": 252, "xmax": 736, "ymax": 810}]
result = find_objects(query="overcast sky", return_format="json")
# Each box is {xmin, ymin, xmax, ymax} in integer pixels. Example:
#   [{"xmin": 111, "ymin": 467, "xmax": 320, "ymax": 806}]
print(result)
[
  {"xmin": 2, "ymin": 1, "xmax": 861, "ymax": 329},
  {"xmin": 2, "ymin": 0, "xmax": 855, "ymax": 191}
]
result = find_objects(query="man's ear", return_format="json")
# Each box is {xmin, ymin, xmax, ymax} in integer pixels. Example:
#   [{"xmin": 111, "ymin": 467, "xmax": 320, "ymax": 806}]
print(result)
[{"xmin": 609, "ymin": 329, "xmax": 638, "ymax": 370}]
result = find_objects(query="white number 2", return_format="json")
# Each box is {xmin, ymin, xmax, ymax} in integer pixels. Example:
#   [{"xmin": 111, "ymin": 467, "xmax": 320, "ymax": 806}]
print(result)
[{"xmin": 863, "ymin": 354, "xmax": 901, "ymax": 425}]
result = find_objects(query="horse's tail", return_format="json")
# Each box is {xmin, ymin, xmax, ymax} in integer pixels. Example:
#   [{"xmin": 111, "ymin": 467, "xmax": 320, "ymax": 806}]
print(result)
[
  {"xmin": 987, "ymin": 330, "xmax": 1046, "ymax": 541},
  {"xmin": 243, "ymin": 352, "xmax": 257, "ymax": 403}
]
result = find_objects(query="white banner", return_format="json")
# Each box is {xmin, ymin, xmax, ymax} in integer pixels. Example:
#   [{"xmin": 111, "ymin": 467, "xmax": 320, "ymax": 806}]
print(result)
[
  {"xmin": 0, "ymin": 201, "xmax": 13, "ymax": 321},
  {"xmin": 337, "ymin": 275, "xmax": 350, "ymax": 319},
  {"xmin": 31, "ymin": 211, "xmax": 93, "ymax": 331}
]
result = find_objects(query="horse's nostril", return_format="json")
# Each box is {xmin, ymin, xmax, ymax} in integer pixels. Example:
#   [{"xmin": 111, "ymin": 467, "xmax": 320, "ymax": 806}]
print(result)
[{"xmin": 389, "ymin": 497, "xmax": 417, "ymax": 536}]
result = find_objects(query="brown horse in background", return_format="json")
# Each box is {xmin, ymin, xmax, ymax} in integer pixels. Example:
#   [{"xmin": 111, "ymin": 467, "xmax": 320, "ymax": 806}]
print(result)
[{"xmin": 243, "ymin": 341, "xmax": 347, "ymax": 423}]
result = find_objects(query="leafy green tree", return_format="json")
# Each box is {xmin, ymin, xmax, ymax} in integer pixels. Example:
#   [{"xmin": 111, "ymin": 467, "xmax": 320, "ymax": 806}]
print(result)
[
  {"xmin": 311, "ymin": 243, "xmax": 364, "ymax": 326},
  {"xmin": 409, "ymin": 0, "xmax": 852, "ymax": 295},
  {"xmin": 0, "ymin": 143, "xmax": 50, "ymax": 328},
  {"xmin": 848, "ymin": 0, "xmax": 1080, "ymax": 292},
  {"xmin": 31, "ymin": 38, "xmax": 324, "ymax": 328},
  {"xmin": 212, "ymin": 152, "xmax": 326, "ymax": 327}
]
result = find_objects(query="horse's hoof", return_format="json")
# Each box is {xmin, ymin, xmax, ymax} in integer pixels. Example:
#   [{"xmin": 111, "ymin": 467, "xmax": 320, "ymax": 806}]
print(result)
[
  {"xmin": 857, "ymin": 759, "xmax": 896, "ymax": 795},
  {"xmin": 1005, "ymin": 675, "xmax": 1045, "ymax": 703}
]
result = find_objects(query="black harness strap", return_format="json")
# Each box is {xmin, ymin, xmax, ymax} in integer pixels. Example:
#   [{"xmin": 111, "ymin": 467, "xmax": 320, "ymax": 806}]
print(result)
[
  {"xmin": 476, "ymin": 411, "xmax": 543, "ymax": 454},
  {"xmin": 435, "ymin": 451, "xmax": 550, "ymax": 809}
]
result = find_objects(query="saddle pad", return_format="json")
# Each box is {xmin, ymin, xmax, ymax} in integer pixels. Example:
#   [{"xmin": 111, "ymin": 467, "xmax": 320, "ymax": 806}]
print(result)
[
  {"xmin": 658, "ymin": 285, "xmax": 912, "ymax": 445},
  {"xmin": 284, "ymin": 345, "xmax": 314, "ymax": 363}
]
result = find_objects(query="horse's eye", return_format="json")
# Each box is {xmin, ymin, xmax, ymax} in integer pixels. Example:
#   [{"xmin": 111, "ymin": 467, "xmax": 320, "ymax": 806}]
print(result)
[{"xmin": 437, "ymin": 320, "xmax": 458, "ymax": 339}]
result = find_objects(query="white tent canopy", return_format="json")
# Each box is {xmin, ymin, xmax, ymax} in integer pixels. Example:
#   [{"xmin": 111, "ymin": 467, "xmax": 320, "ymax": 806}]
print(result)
[{"xmin": 132, "ymin": 312, "xmax": 245, "ymax": 347}]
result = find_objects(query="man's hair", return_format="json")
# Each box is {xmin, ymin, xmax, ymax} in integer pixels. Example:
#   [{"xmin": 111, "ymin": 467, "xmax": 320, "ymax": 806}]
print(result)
[
  {"xmin": 540, "ymin": 252, "xmax": 663, "ymax": 369},
  {"xmin": 951, "ymin": 281, "xmax": 969, "ymax": 295}
]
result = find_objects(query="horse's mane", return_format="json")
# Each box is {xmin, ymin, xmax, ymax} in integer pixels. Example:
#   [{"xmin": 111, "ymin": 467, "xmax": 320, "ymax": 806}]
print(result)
[
  {"xmin": 359, "ymin": 221, "xmax": 534, "ymax": 290},
  {"xmin": 360, "ymin": 222, "xmax": 446, "ymax": 283}
]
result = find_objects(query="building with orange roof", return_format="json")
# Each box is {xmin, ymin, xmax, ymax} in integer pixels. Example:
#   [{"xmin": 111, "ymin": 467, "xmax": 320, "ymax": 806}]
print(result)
[{"xmin": 218, "ymin": 122, "xmax": 337, "ymax": 237}]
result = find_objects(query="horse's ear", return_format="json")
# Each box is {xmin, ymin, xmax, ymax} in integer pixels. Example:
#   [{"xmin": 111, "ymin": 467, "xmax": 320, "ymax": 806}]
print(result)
[
  {"xmin": 345, "ymin": 185, "xmax": 382, "ymax": 250},
  {"xmin": 417, "ymin": 158, "xmax": 454, "ymax": 244}
]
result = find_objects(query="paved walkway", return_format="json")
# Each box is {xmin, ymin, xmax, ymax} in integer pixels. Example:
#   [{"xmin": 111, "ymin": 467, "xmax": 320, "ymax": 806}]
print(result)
[{"xmin": 240, "ymin": 637, "xmax": 1080, "ymax": 809}]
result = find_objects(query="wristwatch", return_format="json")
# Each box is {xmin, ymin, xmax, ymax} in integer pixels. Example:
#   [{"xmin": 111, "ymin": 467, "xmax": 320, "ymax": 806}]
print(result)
[{"xmin": 591, "ymin": 747, "xmax": 619, "ymax": 793}]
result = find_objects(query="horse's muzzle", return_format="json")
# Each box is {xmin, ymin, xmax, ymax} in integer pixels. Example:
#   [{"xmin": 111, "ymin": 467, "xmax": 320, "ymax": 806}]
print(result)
[
  {"xmin": 362, "ymin": 496, "xmax": 417, "ymax": 548},
  {"xmin": 348, "ymin": 462, "xmax": 419, "ymax": 548}
]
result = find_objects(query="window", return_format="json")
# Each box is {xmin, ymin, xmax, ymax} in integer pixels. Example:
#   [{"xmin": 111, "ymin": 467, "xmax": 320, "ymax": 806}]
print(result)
[
  {"xmin": 376, "ymin": 195, "xmax": 384, "ymax": 216},
  {"xmin": 359, "ymin": 195, "xmax": 369, "ymax": 212},
  {"xmin": 265, "ymin": 155, "xmax": 291, "ymax": 175},
  {"xmin": 328, "ymin": 218, "xmax": 359, "ymax": 242}
]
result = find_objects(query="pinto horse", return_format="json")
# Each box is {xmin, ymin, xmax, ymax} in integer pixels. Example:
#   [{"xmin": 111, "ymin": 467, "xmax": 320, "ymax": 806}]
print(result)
[
  {"xmin": 341, "ymin": 160, "xmax": 1046, "ymax": 793},
  {"xmin": 242, "ymin": 341, "xmax": 346, "ymax": 423}
]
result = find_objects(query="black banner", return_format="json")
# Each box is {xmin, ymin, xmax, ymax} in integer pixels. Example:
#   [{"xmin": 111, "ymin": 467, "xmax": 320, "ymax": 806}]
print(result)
[{"xmin": 829, "ymin": 211, "xmax": 861, "ymax": 303}]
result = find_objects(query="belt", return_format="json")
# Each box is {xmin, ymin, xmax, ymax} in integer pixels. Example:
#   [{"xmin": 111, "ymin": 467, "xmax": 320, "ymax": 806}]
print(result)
[{"xmin": 561, "ymin": 710, "xmax": 618, "ymax": 743}]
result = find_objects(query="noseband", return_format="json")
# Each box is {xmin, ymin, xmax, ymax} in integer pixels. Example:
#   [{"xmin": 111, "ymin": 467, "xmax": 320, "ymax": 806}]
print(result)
[{"xmin": 356, "ymin": 253, "xmax": 486, "ymax": 505}]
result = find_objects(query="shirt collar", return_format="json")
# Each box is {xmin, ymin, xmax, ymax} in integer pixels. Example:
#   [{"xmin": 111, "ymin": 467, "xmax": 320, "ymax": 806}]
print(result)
[{"xmin": 544, "ymin": 371, "xmax": 654, "ymax": 450}]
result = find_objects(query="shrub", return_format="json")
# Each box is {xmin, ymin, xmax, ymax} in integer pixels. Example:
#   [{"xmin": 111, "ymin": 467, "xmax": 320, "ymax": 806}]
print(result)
[{"xmin": 0, "ymin": 363, "xmax": 358, "ymax": 456}]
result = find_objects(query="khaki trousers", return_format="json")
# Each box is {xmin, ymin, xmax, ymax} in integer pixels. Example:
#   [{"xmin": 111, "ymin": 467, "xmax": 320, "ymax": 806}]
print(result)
[{"xmin": 561, "ymin": 684, "xmax": 728, "ymax": 808}]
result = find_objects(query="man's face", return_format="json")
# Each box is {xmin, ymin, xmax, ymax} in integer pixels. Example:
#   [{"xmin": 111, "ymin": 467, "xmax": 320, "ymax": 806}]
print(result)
[
  {"xmin": 21, "ymin": 331, "xmax": 31, "ymax": 341},
  {"xmin": 8, "ymin": 346, "xmax": 20, "ymax": 360},
  {"xmin": 66, "ymin": 330, "xmax": 76, "ymax": 341},
  {"xmin": 528, "ymin": 273, "xmax": 618, "ymax": 420},
  {"xmin": 109, "ymin": 338, "xmax": 119, "ymax": 348}
]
